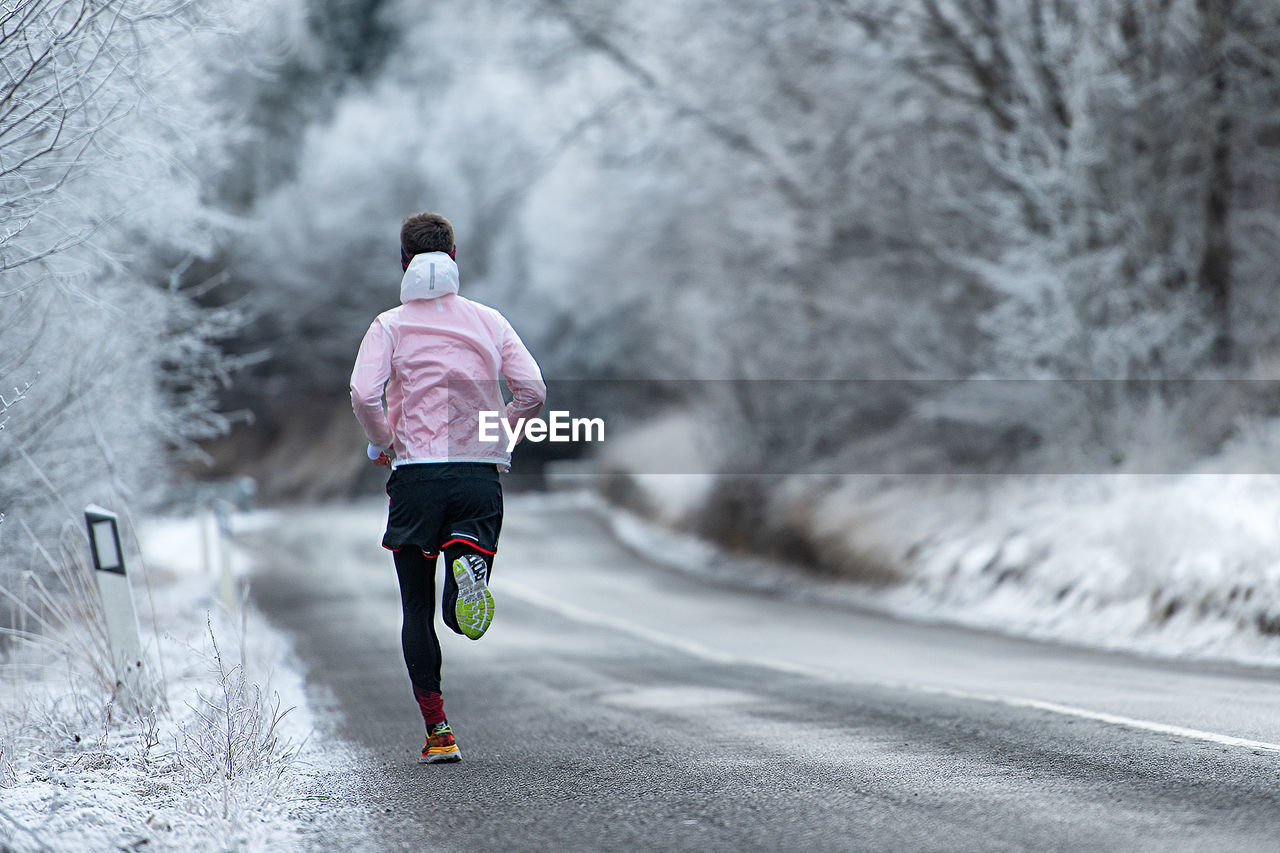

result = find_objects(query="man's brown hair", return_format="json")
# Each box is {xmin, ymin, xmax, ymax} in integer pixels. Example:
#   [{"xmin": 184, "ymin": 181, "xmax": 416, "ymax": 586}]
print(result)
[{"xmin": 401, "ymin": 212, "xmax": 455, "ymax": 257}]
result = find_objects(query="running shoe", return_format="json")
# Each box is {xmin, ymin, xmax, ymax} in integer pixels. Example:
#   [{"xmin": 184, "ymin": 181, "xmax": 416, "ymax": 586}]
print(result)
[
  {"xmin": 419, "ymin": 720, "xmax": 461, "ymax": 764},
  {"xmin": 451, "ymin": 553, "xmax": 495, "ymax": 640}
]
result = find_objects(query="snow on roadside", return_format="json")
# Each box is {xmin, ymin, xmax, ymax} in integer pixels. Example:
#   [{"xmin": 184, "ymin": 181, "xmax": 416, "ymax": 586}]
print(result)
[
  {"xmin": 565, "ymin": 467, "xmax": 1280, "ymax": 668},
  {"xmin": 827, "ymin": 472, "xmax": 1280, "ymax": 666},
  {"xmin": 0, "ymin": 512, "xmax": 350, "ymax": 852}
]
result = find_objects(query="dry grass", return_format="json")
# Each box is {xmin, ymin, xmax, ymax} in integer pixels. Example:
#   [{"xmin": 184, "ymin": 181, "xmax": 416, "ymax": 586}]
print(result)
[{"xmin": 0, "ymin": 513, "xmax": 302, "ymax": 849}]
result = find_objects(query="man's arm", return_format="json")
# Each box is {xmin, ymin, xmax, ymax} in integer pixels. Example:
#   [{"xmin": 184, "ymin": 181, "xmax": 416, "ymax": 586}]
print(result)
[
  {"xmin": 500, "ymin": 320, "xmax": 547, "ymax": 426},
  {"xmin": 350, "ymin": 319, "xmax": 395, "ymax": 450}
]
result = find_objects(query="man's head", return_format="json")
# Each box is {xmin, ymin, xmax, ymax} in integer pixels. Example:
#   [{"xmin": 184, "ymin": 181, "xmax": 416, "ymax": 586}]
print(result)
[{"xmin": 401, "ymin": 212, "xmax": 455, "ymax": 269}]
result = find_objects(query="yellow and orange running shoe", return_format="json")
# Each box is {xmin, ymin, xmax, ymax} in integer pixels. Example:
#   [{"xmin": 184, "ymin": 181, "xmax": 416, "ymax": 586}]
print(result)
[{"xmin": 419, "ymin": 720, "xmax": 461, "ymax": 764}]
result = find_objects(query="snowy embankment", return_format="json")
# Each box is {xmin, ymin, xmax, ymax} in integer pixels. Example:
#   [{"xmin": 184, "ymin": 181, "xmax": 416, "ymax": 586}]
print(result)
[
  {"xmin": 588, "ymin": 419, "xmax": 1280, "ymax": 667},
  {"xmin": 0, "ymin": 514, "xmax": 345, "ymax": 852},
  {"xmin": 786, "ymin": 472, "xmax": 1280, "ymax": 665}
]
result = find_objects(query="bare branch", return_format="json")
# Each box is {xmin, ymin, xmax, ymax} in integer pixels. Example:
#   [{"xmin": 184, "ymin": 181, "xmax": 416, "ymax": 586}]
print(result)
[
  {"xmin": 538, "ymin": 0, "xmax": 818, "ymax": 210},
  {"xmin": 0, "ymin": 377, "xmax": 34, "ymax": 432}
]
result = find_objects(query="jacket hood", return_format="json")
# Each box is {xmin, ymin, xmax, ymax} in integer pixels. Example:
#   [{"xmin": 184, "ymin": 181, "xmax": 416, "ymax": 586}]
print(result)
[{"xmin": 400, "ymin": 252, "xmax": 460, "ymax": 302}]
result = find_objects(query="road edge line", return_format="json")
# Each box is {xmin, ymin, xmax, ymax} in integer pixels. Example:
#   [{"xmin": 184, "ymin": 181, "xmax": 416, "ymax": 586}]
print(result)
[{"xmin": 503, "ymin": 580, "xmax": 1280, "ymax": 755}]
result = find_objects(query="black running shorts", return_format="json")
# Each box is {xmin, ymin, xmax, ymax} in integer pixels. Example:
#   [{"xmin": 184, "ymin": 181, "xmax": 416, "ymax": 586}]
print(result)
[{"xmin": 382, "ymin": 462, "xmax": 503, "ymax": 557}]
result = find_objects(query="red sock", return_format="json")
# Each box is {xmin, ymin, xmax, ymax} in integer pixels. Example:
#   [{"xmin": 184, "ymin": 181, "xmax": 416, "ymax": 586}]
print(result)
[{"xmin": 413, "ymin": 684, "xmax": 446, "ymax": 727}]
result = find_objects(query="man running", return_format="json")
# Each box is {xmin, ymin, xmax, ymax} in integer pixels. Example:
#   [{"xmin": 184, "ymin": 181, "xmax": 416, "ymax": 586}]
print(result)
[{"xmin": 350, "ymin": 212, "xmax": 546, "ymax": 763}]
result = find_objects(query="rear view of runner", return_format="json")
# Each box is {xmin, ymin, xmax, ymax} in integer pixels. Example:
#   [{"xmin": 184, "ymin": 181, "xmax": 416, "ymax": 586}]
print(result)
[{"xmin": 350, "ymin": 212, "xmax": 546, "ymax": 763}]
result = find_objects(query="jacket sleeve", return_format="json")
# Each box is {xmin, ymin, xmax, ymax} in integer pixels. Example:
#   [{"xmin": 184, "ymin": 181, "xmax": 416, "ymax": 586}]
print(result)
[
  {"xmin": 499, "ymin": 319, "xmax": 547, "ymax": 426},
  {"xmin": 350, "ymin": 318, "xmax": 395, "ymax": 449}
]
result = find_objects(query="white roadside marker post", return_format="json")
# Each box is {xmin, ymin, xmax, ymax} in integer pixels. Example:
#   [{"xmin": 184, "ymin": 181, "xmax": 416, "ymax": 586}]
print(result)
[
  {"xmin": 199, "ymin": 502, "xmax": 212, "ymax": 575},
  {"xmin": 214, "ymin": 500, "xmax": 235, "ymax": 612},
  {"xmin": 84, "ymin": 505, "xmax": 145, "ymax": 692}
]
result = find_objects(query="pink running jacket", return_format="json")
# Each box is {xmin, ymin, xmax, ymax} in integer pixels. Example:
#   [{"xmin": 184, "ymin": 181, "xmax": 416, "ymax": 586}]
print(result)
[{"xmin": 350, "ymin": 252, "xmax": 546, "ymax": 468}]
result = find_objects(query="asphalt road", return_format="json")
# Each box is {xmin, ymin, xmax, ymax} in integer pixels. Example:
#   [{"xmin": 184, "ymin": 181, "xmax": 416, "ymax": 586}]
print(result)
[{"xmin": 247, "ymin": 497, "xmax": 1280, "ymax": 852}]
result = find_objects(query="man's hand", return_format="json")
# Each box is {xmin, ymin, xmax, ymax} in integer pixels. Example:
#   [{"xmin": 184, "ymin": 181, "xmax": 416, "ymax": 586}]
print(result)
[{"xmin": 367, "ymin": 443, "xmax": 393, "ymax": 466}]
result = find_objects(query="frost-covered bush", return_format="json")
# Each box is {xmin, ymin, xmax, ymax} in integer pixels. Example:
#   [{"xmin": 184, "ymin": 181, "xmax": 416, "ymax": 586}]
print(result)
[
  {"xmin": 174, "ymin": 619, "xmax": 296, "ymax": 786},
  {"xmin": 0, "ymin": 513, "xmax": 307, "ymax": 851}
]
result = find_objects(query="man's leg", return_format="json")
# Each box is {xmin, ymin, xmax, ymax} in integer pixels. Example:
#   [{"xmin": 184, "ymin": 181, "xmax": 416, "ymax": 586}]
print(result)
[
  {"xmin": 392, "ymin": 548, "xmax": 445, "ymax": 718},
  {"xmin": 440, "ymin": 470, "xmax": 503, "ymax": 640},
  {"xmin": 394, "ymin": 547, "xmax": 462, "ymax": 763}
]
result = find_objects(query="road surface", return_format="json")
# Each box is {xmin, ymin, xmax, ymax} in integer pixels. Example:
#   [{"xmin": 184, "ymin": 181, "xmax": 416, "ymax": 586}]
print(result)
[{"xmin": 247, "ymin": 496, "xmax": 1280, "ymax": 852}]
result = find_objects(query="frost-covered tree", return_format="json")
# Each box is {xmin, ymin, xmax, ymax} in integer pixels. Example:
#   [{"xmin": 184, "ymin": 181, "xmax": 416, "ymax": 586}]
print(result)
[
  {"xmin": 837, "ymin": 0, "xmax": 1280, "ymax": 453},
  {"xmin": 1203, "ymin": 1, "xmax": 1280, "ymax": 362},
  {"xmin": 194, "ymin": 0, "xmax": 1280, "ymax": 488},
  {"xmin": 0, "ymin": 0, "xmax": 294, "ymax": 565},
  {"xmin": 856, "ymin": 2, "xmax": 1206, "ymax": 375},
  {"xmin": 529, "ymin": 0, "xmax": 965, "ymax": 467},
  {"xmin": 221, "ymin": 1, "xmax": 615, "ymax": 417},
  {"xmin": 1, "ymin": 0, "xmax": 135, "ymax": 272}
]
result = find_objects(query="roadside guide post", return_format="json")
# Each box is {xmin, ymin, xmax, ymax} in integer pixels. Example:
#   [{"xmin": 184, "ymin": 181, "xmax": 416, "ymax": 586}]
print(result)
[{"xmin": 83, "ymin": 505, "xmax": 145, "ymax": 690}]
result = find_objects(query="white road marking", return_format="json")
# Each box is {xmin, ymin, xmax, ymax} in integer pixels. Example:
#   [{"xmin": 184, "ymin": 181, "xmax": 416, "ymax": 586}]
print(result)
[{"xmin": 504, "ymin": 580, "xmax": 1280, "ymax": 755}]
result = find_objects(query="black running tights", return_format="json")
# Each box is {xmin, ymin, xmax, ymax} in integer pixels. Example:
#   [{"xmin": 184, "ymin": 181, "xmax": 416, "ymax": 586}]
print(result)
[{"xmin": 392, "ymin": 543, "xmax": 494, "ymax": 694}]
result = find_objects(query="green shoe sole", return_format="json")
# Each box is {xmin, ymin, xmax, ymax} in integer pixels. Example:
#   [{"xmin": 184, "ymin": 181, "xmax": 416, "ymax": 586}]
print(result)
[{"xmin": 452, "ymin": 554, "xmax": 494, "ymax": 640}]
